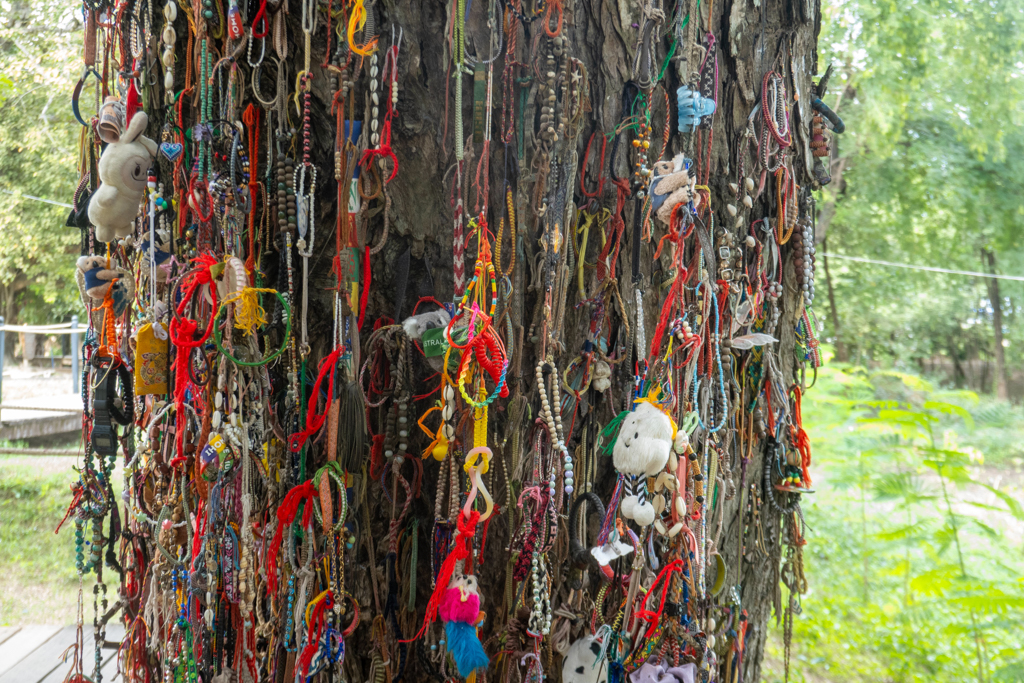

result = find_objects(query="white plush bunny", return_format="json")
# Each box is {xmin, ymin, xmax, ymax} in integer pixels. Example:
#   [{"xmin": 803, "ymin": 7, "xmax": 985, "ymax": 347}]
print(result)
[{"xmin": 88, "ymin": 111, "xmax": 158, "ymax": 243}]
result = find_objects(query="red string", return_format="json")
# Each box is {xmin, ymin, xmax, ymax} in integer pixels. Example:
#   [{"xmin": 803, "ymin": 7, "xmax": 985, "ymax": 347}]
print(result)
[
  {"xmin": 358, "ymin": 245, "xmax": 371, "ymax": 330},
  {"xmin": 789, "ymin": 385, "xmax": 812, "ymax": 486},
  {"xmin": 290, "ymin": 347, "xmax": 344, "ymax": 453},
  {"xmin": 243, "ymin": 104, "xmax": 261, "ymax": 282},
  {"xmin": 478, "ymin": 505, "xmax": 501, "ymax": 563},
  {"xmin": 266, "ymin": 480, "xmax": 318, "ymax": 594},
  {"xmin": 251, "ymin": 0, "xmax": 268, "ymax": 38},
  {"xmin": 168, "ymin": 254, "xmax": 219, "ymax": 464},
  {"xmin": 633, "ymin": 559, "xmax": 684, "ymax": 638},
  {"xmin": 596, "ymin": 178, "xmax": 630, "ymax": 281},
  {"xmin": 404, "ymin": 510, "xmax": 480, "ymax": 642},
  {"xmin": 648, "ymin": 207, "xmax": 695, "ymax": 358},
  {"xmin": 299, "ymin": 591, "xmax": 334, "ymax": 676}
]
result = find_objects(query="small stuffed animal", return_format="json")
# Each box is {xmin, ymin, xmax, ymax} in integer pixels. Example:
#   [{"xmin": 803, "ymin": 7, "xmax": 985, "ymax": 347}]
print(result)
[
  {"xmin": 629, "ymin": 658, "xmax": 696, "ymax": 683},
  {"xmin": 612, "ymin": 401, "xmax": 676, "ymax": 526},
  {"xmin": 401, "ymin": 309, "xmax": 451, "ymax": 340},
  {"xmin": 562, "ymin": 634, "xmax": 609, "ymax": 683},
  {"xmin": 651, "ymin": 155, "xmax": 699, "ymax": 226},
  {"xmin": 439, "ymin": 573, "xmax": 489, "ymax": 677},
  {"xmin": 88, "ymin": 110, "xmax": 158, "ymax": 243},
  {"xmin": 138, "ymin": 227, "xmax": 172, "ymax": 283},
  {"xmin": 77, "ymin": 255, "xmax": 120, "ymax": 301},
  {"xmin": 403, "ymin": 309, "xmax": 453, "ymax": 373}
]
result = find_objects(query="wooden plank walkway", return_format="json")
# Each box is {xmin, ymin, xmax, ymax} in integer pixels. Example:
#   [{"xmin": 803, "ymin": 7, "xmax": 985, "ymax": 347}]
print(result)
[
  {"xmin": 0, "ymin": 394, "xmax": 83, "ymax": 441},
  {"xmin": 0, "ymin": 624, "xmax": 125, "ymax": 683}
]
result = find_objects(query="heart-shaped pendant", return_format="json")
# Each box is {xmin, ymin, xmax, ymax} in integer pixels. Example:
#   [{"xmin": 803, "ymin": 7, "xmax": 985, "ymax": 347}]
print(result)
[{"xmin": 160, "ymin": 141, "xmax": 183, "ymax": 162}]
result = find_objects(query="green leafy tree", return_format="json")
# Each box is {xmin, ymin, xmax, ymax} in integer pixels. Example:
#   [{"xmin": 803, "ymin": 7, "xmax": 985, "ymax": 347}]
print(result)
[
  {"xmin": 0, "ymin": 1, "xmax": 84, "ymax": 340},
  {"xmin": 816, "ymin": 0, "xmax": 1024, "ymax": 382}
]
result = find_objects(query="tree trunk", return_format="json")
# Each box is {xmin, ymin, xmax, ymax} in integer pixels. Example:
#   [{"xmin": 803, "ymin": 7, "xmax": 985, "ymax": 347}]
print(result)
[
  {"xmin": 120, "ymin": 0, "xmax": 822, "ymax": 681},
  {"xmin": 333, "ymin": 2, "xmax": 822, "ymax": 679},
  {"xmin": 982, "ymin": 249, "xmax": 1008, "ymax": 400},
  {"xmin": 821, "ymin": 239, "xmax": 847, "ymax": 362}
]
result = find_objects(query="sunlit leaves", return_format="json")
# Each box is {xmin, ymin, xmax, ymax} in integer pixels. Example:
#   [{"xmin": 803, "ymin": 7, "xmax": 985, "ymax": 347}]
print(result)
[
  {"xmin": 775, "ymin": 365, "xmax": 1024, "ymax": 682},
  {"xmin": 0, "ymin": 0, "xmax": 85, "ymax": 322},
  {"xmin": 819, "ymin": 0, "xmax": 1024, "ymax": 369}
]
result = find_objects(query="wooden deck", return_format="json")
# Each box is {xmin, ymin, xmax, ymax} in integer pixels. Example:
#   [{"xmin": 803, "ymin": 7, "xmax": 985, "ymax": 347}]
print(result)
[
  {"xmin": 0, "ymin": 393, "xmax": 83, "ymax": 442},
  {"xmin": 0, "ymin": 624, "xmax": 125, "ymax": 682}
]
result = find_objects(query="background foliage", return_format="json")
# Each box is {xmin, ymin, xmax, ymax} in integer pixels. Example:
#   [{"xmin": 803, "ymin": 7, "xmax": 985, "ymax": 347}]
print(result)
[
  {"xmin": 764, "ymin": 359, "xmax": 1024, "ymax": 683},
  {"xmin": 0, "ymin": 1, "xmax": 83, "ymax": 327},
  {"xmin": 817, "ymin": 0, "xmax": 1024, "ymax": 377}
]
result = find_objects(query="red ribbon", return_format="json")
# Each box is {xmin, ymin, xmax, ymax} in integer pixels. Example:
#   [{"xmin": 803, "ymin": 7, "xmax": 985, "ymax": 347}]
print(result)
[
  {"xmin": 633, "ymin": 558, "xmax": 685, "ymax": 638},
  {"xmin": 289, "ymin": 347, "xmax": 344, "ymax": 453}
]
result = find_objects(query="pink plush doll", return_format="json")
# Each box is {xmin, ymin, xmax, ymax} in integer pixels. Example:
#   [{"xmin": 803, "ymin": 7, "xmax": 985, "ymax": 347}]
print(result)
[{"xmin": 439, "ymin": 574, "xmax": 489, "ymax": 677}]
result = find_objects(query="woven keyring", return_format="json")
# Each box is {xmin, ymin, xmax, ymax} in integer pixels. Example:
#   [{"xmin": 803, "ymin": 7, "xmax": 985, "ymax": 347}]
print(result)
[{"xmin": 213, "ymin": 288, "xmax": 291, "ymax": 366}]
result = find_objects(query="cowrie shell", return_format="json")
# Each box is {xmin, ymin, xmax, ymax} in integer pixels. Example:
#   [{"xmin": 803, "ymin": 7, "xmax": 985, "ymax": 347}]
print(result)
[{"xmin": 653, "ymin": 494, "xmax": 666, "ymax": 515}]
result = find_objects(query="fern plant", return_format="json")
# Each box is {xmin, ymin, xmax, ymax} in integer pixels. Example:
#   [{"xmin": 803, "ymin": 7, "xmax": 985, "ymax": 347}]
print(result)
[{"xmin": 766, "ymin": 360, "xmax": 1024, "ymax": 683}]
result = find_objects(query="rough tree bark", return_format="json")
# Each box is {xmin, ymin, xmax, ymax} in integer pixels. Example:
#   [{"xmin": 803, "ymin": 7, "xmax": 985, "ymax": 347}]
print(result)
[
  {"xmin": 146, "ymin": 0, "xmax": 821, "ymax": 680},
  {"xmin": 343, "ymin": 2, "xmax": 820, "ymax": 679}
]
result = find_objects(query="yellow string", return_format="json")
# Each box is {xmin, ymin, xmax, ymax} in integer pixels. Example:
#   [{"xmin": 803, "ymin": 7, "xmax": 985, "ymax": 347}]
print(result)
[
  {"xmin": 347, "ymin": 0, "xmax": 379, "ymax": 56},
  {"xmin": 305, "ymin": 588, "xmax": 332, "ymax": 625},
  {"xmin": 221, "ymin": 287, "xmax": 277, "ymax": 336}
]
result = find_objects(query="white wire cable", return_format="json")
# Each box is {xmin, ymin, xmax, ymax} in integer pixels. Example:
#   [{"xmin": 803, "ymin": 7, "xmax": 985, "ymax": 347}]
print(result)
[
  {"xmin": 824, "ymin": 253, "xmax": 1024, "ymax": 282},
  {"xmin": 0, "ymin": 188, "xmax": 73, "ymax": 208}
]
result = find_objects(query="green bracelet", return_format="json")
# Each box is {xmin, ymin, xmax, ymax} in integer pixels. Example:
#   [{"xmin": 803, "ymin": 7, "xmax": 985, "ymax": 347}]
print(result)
[{"xmin": 213, "ymin": 289, "xmax": 291, "ymax": 366}]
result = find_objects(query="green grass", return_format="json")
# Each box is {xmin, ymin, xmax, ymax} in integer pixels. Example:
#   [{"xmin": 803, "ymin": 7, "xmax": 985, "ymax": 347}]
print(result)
[{"xmin": 0, "ymin": 455, "xmax": 121, "ymax": 625}]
